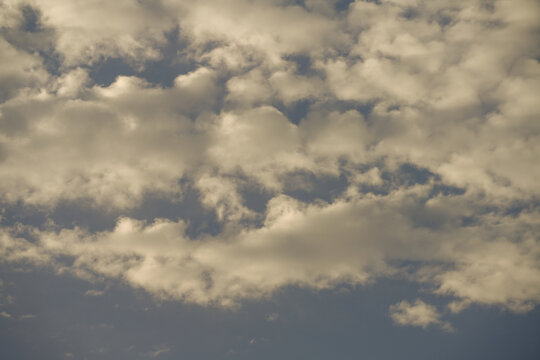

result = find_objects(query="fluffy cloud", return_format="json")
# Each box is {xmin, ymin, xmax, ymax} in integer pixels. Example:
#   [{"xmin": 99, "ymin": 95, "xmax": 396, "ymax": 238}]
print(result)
[
  {"xmin": 0, "ymin": 38, "xmax": 49, "ymax": 102},
  {"xmin": 0, "ymin": 0, "xmax": 539, "ymax": 321},
  {"xmin": 9, "ymin": 0, "xmax": 175, "ymax": 66},
  {"xmin": 0, "ymin": 68, "xmax": 218, "ymax": 208},
  {"xmin": 389, "ymin": 299, "xmax": 453, "ymax": 331},
  {"xmin": 2, "ymin": 184, "xmax": 539, "ymax": 310}
]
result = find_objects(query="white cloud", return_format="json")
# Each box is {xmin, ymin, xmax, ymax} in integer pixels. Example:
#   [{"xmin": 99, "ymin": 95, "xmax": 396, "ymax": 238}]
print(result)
[
  {"xmin": 225, "ymin": 69, "xmax": 272, "ymax": 107},
  {"xmin": 1, "ymin": 186, "xmax": 538, "ymax": 310},
  {"xmin": 181, "ymin": 0, "xmax": 342, "ymax": 61},
  {"xmin": 0, "ymin": 38, "xmax": 49, "ymax": 102},
  {"xmin": 269, "ymin": 70, "xmax": 324, "ymax": 105},
  {"xmin": 23, "ymin": 0, "xmax": 174, "ymax": 66},
  {"xmin": 389, "ymin": 299, "xmax": 454, "ymax": 331},
  {"xmin": 0, "ymin": 0, "xmax": 539, "ymax": 322},
  {"xmin": 436, "ymin": 238, "xmax": 540, "ymax": 313},
  {"xmin": 207, "ymin": 106, "xmax": 307, "ymax": 189},
  {"xmin": 0, "ymin": 68, "xmax": 217, "ymax": 208}
]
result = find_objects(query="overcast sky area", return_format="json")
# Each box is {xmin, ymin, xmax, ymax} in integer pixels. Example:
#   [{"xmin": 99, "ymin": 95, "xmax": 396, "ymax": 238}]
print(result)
[{"xmin": 0, "ymin": 0, "xmax": 539, "ymax": 359}]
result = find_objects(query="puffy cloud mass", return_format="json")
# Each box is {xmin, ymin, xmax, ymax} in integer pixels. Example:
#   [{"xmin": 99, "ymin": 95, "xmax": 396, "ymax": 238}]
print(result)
[
  {"xmin": 389, "ymin": 299, "xmax": 454, "ymax": 332},
  {"xmin": 0, "ymin": 0, "xmax": 539, "ymax": 323}
]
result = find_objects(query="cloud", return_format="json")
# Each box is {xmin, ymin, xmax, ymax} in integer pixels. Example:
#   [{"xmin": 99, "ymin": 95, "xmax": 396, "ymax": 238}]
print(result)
[
  {"xmin": 0, "ymin": 38, "xmax": 49, "ymax": 102},
  {"xmin": 1, "ymin": 185, "xmax": 538, "ymax": 310},
  {"xmin": 0, "ymin": 311, "xmax": 38, "ymax": 320},
  {"xmin": 146, "ymin": 344, "xmax": 171, "ymax": 358},
  {"xmin": 0, "ymin": 310, "xmax": 12, "ymax": 318},
  {"xmin": 18, "ymin": 314, "xmax": 37, "ymax": 319},
  {"xmin": 0, "ymin": 0, "xmax": 539, "ymax": 325},
  {"xmin": 266, "ymin": 313, "xmax": 279, "ymax": 322},
  {"xmin": 389, "ymin": 299, "xmax": 454, "ymax": 332},
  {"xmin": 0, "ymin": 68, "xmax": 217, "ymax": 208},
  {"xmin": 18, "ymin": 0, "xmax": 174, "ymax": 66},
  {"xmin": 436, "ymin": 237, "xmax": 540, "ymax": 313},
  {"xmin": 84, "ymin": 289, "xmax": 105, "ymax": 297},
  {"xmin": 181, "ymin": 0, "xmax": 343, "ymax": 59}
]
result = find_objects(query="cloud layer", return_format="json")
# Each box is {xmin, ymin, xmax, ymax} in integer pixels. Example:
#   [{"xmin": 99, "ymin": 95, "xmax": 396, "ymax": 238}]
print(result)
[{"xmin": 1, "ymin": 0, "xmax": 539, "ymax": 324}]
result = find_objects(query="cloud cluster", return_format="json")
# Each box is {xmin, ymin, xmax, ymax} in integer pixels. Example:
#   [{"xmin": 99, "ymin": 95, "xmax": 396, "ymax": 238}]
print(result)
[
  {"xmin": 1, "ymin": 0, "xmax": 539, "ymax": 320},
  {"xmin": 2, "ymin": 185, "xmax": 539, "ymax": 311}
]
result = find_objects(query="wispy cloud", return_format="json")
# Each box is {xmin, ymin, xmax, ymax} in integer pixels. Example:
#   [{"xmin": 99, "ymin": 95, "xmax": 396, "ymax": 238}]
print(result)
[
  {"xmin": 146, "ymin": 345, "xmax": 171, "ymax": 358},
  {"xmin": 0, "ymin": 311, "xmax": 12, "ymax": 319},
  {"xmin": 84, "ymin": 289, "xmax": 105, "ymax": 297}
]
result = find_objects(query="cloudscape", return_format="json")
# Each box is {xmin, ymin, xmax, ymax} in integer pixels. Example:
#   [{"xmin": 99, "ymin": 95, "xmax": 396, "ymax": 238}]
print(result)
[{"xmin": 1, "ymin": 0, "xmax": 539, "ymax": 359}]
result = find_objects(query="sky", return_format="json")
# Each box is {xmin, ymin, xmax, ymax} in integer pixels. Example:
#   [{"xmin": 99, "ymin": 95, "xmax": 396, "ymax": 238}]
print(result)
[{"xmin": 0, "ymin": 0, "xmax": 539, "ymax": 359}]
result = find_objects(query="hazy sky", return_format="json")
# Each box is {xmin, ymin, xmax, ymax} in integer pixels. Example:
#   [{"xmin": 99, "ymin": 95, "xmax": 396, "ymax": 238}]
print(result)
[{"xmin": 1, "ymin": 0, "xmax": 539, "ymax": 359}]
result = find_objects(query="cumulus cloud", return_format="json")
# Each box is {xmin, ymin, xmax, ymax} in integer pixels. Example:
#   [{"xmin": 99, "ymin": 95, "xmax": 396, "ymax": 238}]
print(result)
[
  {"xmin": 1, "ymin": 185, "xmax": 538, "ymax": 310},
  {"xmin": 389, "ymin": 299, "xmax": 454, "ymax": 331},
  {"xmin": 11, "ymin": 0, "xmax": 174, "ymax": 66},
  {"xmin": 0, "ymin": 68, "xmax": 217, "ymax": 208},
  {"xmin": 0, "ymin": 0, "xmax": 539, "ymax": 325}
]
